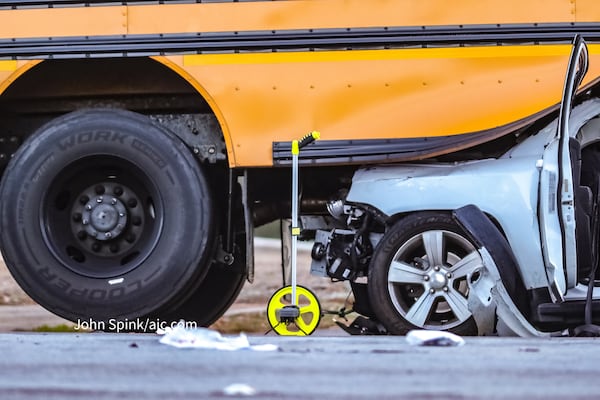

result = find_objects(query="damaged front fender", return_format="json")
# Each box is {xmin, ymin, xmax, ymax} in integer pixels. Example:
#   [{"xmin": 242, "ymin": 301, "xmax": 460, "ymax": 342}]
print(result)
[
  {"xmin": 454, "ymin": 205, "xmax": 551, "ymax": 337},
  {"xmin": 468, "ymin": 248, "xmax": 550, "ymax": 337}
]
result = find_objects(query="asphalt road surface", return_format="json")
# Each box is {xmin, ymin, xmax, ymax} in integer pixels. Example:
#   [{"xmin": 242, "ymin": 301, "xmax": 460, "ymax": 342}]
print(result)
[{"xmin": 1, "ymin": 332, "xmax": 600, "ymax": 399}]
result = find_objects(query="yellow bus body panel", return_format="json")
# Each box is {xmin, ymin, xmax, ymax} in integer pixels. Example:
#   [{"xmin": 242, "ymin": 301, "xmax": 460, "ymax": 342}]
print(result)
[
  {"xmin": 0, "ymin": 1, "xmax": 591, "ymax": 39},
  {"xmin": 174, "ymin": 45, "xmax": 600, "ymax": 166},
  {"xmin": 1, "ymin": 1, "xmax": 600, "ymax": 166},
  {"xmin": 127, "ymin": 0, "xmax": 576, "ymax": 34}
]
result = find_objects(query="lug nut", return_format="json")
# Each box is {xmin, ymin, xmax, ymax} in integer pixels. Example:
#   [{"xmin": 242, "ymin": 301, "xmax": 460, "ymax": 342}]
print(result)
[
  {"xmin": 423, "ymin": 275, "xmax": 430, "ymax": 281},
  {"xmin": 85, "ymin": 204, "xmax": 92, "ymax": 211},
  {"xmin": 105, "ymin": 232, "xmax": 112, "ymax": 239},
  {"xmin": 111, "ymin": 198, "xmax": 117, "ymax": 205},
  {"xmin": 429, "ymin": 288, "xmax": 435, "ymax": 294},
  {"xmin": 95, "ymin": 185, "xmax": 105, "ymax": 195},
  {"xmin": 96, "ymin": 197, "xmax": 103, "ymax": 203},
  {"xmin": 443, "ymin": 287, "xmax": 449, "ymax": 292},
  {"xmin": 114, "ymin": 186, "xmax": 123, "ymax": 196},
  {"xmin": 446, "ymin": 273, "xmax": 452, "ymax": 279},
  {"xmin": 434, "ymin": 266, "xmax": 441, "ymax": 272},
  {"xmin": 82, "ymin": 219, "xmax": 89, "ymax": 225}
]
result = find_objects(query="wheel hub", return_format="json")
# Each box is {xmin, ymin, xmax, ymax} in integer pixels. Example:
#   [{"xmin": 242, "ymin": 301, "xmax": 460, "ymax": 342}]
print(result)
[
  {"xmin": 70, "ymin": 182, "xmax": 144, "ymax": 257},
  {"xmin": 82, "ymin": 197, "xmax": 127, "ymax": 240},
  {"xmin": 424, "ymin": 265, "xmax": 452, "ymax": 292},
  {"xmin": 429, "ymin": 271, "xmax": 448, "ymax": 290}
]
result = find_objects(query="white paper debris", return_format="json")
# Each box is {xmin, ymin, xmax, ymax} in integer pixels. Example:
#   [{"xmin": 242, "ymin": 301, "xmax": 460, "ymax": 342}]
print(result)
[
  {"xmin": 406, "ymin": 329, "xmax": 465, "ymax": 347},
  {"xmin": 222, "ymin": 383, "xmax": 257, "ymax": 396},
  {"xmin": 158, "ymin": 324, "xmax": 277, "ymax": 351}
]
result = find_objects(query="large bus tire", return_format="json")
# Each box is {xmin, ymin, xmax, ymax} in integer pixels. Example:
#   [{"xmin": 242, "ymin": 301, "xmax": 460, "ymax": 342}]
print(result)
[
  {"xmin": 158, "ymin": 261, "xmax": 246, "ymax": 327},
  {"xmin": 0, "ymin": 109, "xmax": 214, "ymax": 324}
]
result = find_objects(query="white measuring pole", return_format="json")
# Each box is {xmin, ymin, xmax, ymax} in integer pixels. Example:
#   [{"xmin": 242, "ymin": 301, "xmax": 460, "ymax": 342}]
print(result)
[
  {"xmin": 289, "ymin": 131, "xmax": 319, "ymax": 307},
  {"xmin": 290, "ymin": 140, "xmax": 299, "ymax": 306}
]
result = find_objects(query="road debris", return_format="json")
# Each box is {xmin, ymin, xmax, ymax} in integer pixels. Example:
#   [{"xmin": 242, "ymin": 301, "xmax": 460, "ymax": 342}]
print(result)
[
  {"xmin": 222, "ymin": 383, "xmax": 257, "ymax": 396},
  {"xmin": 158, "ymin": 323, "xmax": 277, "ymax": 351},
  {"xmin": 406, "ymin": 330, "xmax": 465, "ymax": 347}
]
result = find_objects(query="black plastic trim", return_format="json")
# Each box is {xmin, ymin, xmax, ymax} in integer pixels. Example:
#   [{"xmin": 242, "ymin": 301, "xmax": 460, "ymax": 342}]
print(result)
[
  {"xmin": 0, "ymin": 0, "xmax": 239, "ymax": 7},
  {"xmin": 536, "ymin": 300, "xmax": 600, "ymax": 327},
  {"xmin": 272, "ymin": 104, "xmax": 559, "ymax": 166},
  {"xmin": 452, "ymin": 204, "xmax": 530, "ymax": 319},
  {"xmin": 1, "ymin": 23, "xmax": 600, "ymax": 60}
]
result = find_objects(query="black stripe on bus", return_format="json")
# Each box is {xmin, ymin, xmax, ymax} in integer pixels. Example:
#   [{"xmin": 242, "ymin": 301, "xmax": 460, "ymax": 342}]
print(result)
[
  {"xmin": 0, "ymin": 0, "xmax": 192, "ymax": 8},
  {"xmin": 272, "ymin": 102, "xmax": 563, "ymax": 166},
  {"xmin": 1, "ymin": 23, "xmax": 600, "ymax": 59}
]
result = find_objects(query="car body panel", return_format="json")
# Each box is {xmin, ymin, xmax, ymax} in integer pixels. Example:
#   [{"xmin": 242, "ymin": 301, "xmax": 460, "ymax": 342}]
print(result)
[
  {"xmin": 348, "ymin": 156, "xmax": 548, "ymax": 290},
  {"xmin": 347, "ymin": 100, "xmax": 600, "ymax": 296},
  {"xmin": 539, "ymin": 36, "xmax": 589, "ymax": 297},
  {"xmin": 346, "ymin": 38, "xmax": 600, "ymax": 337}
]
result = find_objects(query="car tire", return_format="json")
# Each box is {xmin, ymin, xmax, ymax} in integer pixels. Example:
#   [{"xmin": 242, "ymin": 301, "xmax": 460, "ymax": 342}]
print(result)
[{"xmin": 368, "ymin": 212, "xmax": 480, "ymax": 335}]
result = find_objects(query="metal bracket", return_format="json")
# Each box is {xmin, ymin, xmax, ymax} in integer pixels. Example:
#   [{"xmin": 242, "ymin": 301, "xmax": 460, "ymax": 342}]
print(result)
[
  {"xmin": 213, "ymin": 234, "xmax": 235, "ymax": 266},
  {"xmin": 215, "ymin": 245, "xmax": 234, "ymax": 266},
  {"xmin": 150, "ymin": 114, "xmax": 226, "ymax": 164}
]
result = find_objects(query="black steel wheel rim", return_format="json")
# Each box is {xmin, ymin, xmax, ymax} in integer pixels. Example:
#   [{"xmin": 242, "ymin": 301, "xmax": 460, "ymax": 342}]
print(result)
[{"xmin": 41, "ymin": 155, "xmax": 164, "ymax": 278}]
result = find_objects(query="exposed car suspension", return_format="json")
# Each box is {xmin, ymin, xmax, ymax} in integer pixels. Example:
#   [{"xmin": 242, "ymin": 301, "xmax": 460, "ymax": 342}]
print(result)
[{"xmin": 310, "ymin": 204, "xmax": 374, "ymax": 281}]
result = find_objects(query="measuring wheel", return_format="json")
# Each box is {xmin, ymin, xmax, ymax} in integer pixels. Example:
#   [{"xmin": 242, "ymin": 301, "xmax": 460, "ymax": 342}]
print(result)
[
  {"xmin": 266, "ymin": 131, "xmax": 320, "ymax": 336},
  {"xmin": 267, "ymin": 285, "xmax": 322, "ymax": 336}
]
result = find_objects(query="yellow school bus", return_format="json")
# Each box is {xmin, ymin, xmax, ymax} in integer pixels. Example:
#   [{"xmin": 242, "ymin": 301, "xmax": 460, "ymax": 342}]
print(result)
[{"xmin": 0, "ymin": 0, "xmax": 599, "ymax": 330}]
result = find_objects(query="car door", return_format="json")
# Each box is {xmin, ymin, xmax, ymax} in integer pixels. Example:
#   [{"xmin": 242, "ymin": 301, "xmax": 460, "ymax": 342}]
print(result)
[{"xmin": 539, "ymin": 35, "xmax": 589, "ymax": 300}]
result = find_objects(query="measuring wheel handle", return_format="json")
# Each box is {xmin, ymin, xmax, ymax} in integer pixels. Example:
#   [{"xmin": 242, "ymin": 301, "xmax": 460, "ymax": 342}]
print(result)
[{"xmin": 295, "ymin": 130, "xmax": 321, "ymax": 151}]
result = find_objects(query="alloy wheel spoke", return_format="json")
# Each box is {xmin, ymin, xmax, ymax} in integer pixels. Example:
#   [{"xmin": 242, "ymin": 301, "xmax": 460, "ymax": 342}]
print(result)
[
  {"xmin": 449, "ymin": 251, "xmax": 483, "ymax": 279},
  {"xmin": 405, "ymin": 291, "xmax": 437, "ymax": 327},
  {"xmin": 443, "ymin": 288, "xmax": 471, "ymax": 323},
  {"xmin": 388, "ymin": 260, "xmax": 427, "ymax": 284},
  {"xmin": 422, "ymin": 231, "xmax": 444, "ymax": 267}
]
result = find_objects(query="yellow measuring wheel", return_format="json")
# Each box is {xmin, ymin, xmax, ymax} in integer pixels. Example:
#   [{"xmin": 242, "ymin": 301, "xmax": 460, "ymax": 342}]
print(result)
[
  {"xmin": 266, "ymin": 131, "xmax": 321, "ymax": 335},
  {"xmin": 267, "ymin": 285, "xmax": 322, "ymax": 336}
]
